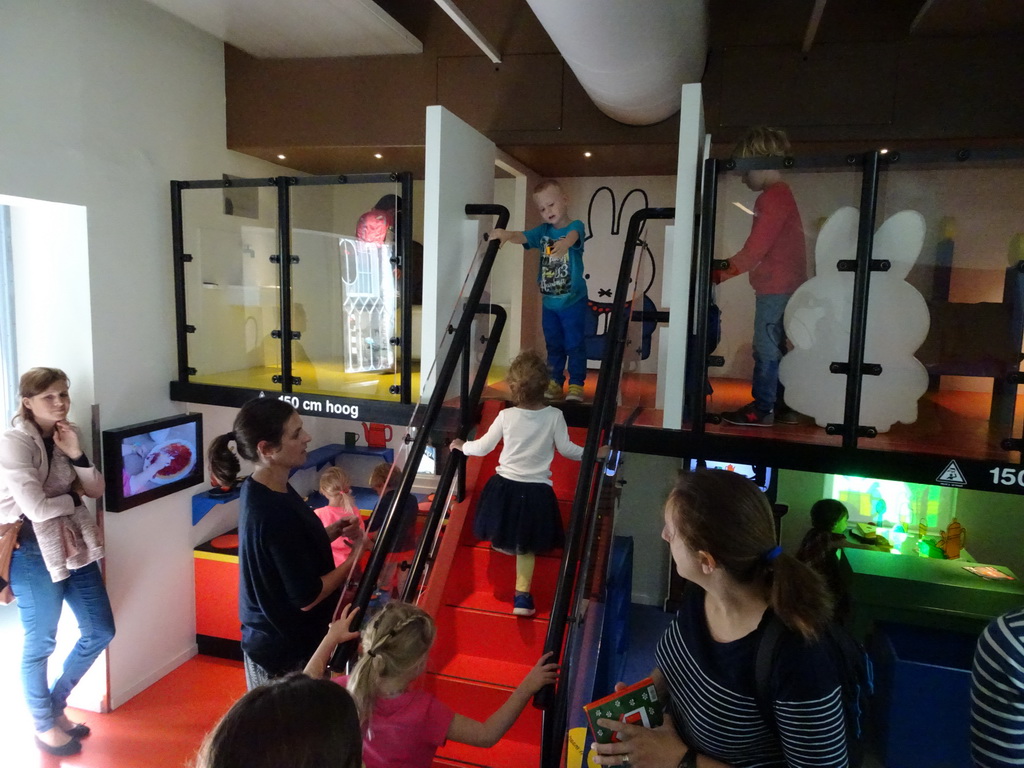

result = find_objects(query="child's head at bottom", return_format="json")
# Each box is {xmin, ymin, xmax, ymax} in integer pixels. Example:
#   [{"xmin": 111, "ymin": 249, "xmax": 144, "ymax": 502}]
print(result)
[
  {"xmin": 369, "ymin": 461, "xmax": 394, "ymax": 495},
  {"xmin": 348, "ymin": 601, "xmax": 436, "ymax": 724},
  {"xmin": 319, "ymin": 466, "xmax": 352, "ymax": 501},
  {"xmin": 197, "ymin": 672, "xmax": 361, "ymax": 768},
  {"xmin": 507, "ymin": 349, "xmax": 550, "ymax": 406}
]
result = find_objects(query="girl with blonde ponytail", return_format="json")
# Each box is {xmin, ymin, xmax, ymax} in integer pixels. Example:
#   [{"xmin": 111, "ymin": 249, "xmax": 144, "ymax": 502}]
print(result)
[
  {"xmin": 305, "ymin": 601, "xmax": 559, "ymax": 768},
  {"xmin": 593, "ymin": 469, "xmax": 849, "ymax": 768}
]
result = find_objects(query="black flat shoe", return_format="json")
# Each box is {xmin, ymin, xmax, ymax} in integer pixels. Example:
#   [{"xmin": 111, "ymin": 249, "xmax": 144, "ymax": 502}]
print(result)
[
  {"xmin": 64, "ymin": 722, "xmax": 91, "ymax": 738},
  {"xmin": 35, "ymin": 735, "xmax": 82, "ymax": 756}
]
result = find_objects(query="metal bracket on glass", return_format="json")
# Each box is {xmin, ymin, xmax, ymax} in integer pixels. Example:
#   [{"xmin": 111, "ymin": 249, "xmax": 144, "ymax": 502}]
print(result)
[
  {"xmin": 270, "ymin": 254, "xmax": 280, "ymax": 264},
  {"xmin": 272, "ymin": 375, "xmax": 302, "ymax": 385},
  {"xmin": 181, "ymin": 253, "xmax": 193, "ymax": 263},
  {"xmin": 403, "ymin": 431, "xmax": 413, "ymax": 443},
  {"xmin": 270, "ymin": 330, "xmax": 303, "ymax": 341},
  {"xmin": 1006, "ymin": 372, "xmax": 1024, "ymax": 385},
  {"xmin": 708, "ymin": 355, "xmax": 724, "ymax": 368},
  {"xmin": 705, "ymin": 412, "xmax": 722, "ymax": 424},
  {"xmin": 836, "ymin": 259, "xmax": 891, "ymax": 272},
  {"xmin": 389, "ymin": 384, "xmax": 402, "ymax": 395},
  {"xmin": 186, "ymin": 367, "xmax": 197, "ymax": 376},
  {"xmin": 829, "ymin": 362, "xmax": 883, "ymax": 376},
  {"xmin": 390, "ymin": 337, "xmax": 401, "ymax": 346},
  {"xmin": 711, "ymin": 259, "xmax": 729, "ymax": 271},
  {"xmin": 825, "ymin": 423, "xmax": 878, "ymax": 438},
  {"xmin": 446, "ymin": 324, "xmax": 455, "ymax": 335},
  {"xmin": 185, "ymin": 325, "xmax": 196, "ymax": 334},
  {"xmin": 1001, "ymin": 438, "xmax": 1024, "ymax": 451}
]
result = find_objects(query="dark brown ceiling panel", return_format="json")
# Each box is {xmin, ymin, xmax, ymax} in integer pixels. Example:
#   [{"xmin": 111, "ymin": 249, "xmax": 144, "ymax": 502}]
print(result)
[{"xmin": 438, "ymin": 54, "xmax": 563, "ymax": 132}]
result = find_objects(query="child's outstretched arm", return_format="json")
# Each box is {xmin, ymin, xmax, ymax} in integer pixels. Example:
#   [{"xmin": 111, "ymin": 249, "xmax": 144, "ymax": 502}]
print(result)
[
  {"xmin": 450, "ymin": 412, "xmax": 505, "ymax": 458},
  {"xmin": 303, "ymin": 604, "xmax": 360, "ymax": 679},
  {"xmin": 447, "ymin": 652, "xmax": 559, "ymax": 748},
  {"xmin": 488, "ymin": 228, "xmax": 527, "ymax": 246}
]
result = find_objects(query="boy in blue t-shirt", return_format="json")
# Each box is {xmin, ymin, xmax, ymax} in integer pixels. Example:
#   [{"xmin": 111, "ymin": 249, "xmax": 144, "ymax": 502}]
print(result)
[{"xmin": 489, "ymin": 179, "xmax": 588, "ymax": 401}]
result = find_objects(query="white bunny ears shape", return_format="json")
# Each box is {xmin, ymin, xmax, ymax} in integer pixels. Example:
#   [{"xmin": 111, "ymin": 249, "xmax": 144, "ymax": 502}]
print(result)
[{"xmin": 812, "ymin": 206, "xmax": 925, "ymax": 279}]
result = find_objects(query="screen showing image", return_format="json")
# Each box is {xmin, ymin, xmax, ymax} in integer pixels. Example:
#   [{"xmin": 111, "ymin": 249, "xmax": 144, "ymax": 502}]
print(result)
[
  {"xmin": 120, "ymin": 421, "xmax": 199, "ymax": 498},
  {"xmin": 827, "ymin": 474, "xmax": 956, "ymax": 534},
  {"xmin": 689, "ymin": 459, "xmax": 772, "ymax": 493}
]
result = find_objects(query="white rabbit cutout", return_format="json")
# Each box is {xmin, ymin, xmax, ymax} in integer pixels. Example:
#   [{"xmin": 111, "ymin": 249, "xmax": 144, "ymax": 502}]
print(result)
[{"xmin": 779, "ymin": 207, "xmax": 930, "ymax": 432}]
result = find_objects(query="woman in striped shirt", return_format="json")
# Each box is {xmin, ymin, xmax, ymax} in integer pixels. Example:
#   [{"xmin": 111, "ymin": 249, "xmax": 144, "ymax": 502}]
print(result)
[
  {"xmin": 971, "ymin": 606, "xmax": 1024, "ymax": 767},
  {"xmin": 594, "ymin": 469, "xmax": 848, "ymax": 768}
]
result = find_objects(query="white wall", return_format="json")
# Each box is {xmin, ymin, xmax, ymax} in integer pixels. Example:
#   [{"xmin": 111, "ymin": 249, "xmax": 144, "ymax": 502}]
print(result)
[
  {"xmin": 421, "ymin": 106, "xmax": 496, "ymax": 391},
  {"xmin": 0, "ymin": 0, "xmax": 299, "ymax": 708}
]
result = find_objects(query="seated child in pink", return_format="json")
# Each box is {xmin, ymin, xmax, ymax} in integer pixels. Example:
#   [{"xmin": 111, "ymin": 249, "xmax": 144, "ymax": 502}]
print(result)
[
  {"xmin": 305, "ymin": 602, "xmax": 558, "ymax": 768},
  {"xmin": 313, "ymin": 466, "xmax": 365, "ymax": 567}
]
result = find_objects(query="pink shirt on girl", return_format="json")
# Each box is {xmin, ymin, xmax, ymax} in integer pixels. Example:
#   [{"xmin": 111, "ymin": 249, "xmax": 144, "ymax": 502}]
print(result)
[
  {"xmin": 334, "ymin": 674, "xmax": 454, "ymax": 768},
  {"xmin": 313, "ymin": 500, "xmax": 365, "ymax": 566}
]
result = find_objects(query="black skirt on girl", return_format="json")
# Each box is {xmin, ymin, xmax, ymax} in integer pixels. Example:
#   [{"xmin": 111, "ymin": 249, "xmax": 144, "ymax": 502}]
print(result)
[{"xmin": 472, "ymin": 474, "xmax": 564, "ymax": 554}]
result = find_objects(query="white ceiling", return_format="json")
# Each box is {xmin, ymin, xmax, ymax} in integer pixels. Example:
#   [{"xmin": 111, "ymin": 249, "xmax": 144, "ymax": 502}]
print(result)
[{"xmin": 141, "ymin": 0, "xmax": 422, "ymax": 59}]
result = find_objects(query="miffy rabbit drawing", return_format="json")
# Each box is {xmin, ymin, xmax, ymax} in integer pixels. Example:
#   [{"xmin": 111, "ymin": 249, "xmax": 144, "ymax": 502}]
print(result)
[{"xmin": 780, "ymin": 206, "xmax": 931, "ymax": 432}]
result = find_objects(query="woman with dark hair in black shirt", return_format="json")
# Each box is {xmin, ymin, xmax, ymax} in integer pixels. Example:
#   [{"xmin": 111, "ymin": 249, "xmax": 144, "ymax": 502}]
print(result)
[{"xmin": 208, "ymin": 398, "xmax": 363, "ymax": 689}]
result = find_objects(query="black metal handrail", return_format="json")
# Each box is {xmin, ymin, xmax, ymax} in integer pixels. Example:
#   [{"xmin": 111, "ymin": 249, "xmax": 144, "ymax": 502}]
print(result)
[
  {"xmin": 401, "ymin": 303, "xmax": 507, "ymax": 601},
  {"xmin": 329, "ymin": 203, "xmax": 509, "ymax": 669},
  {"xmin": 539, "ymin": 207, "xmax": 675, "ymax": 767}
]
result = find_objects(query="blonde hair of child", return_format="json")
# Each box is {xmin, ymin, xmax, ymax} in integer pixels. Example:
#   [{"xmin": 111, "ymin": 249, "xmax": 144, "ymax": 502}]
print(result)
[
  {"xmin": 368, "ymin": 462, "xmax": 392, "ymax": 492},
  {"xmin": 734, "ymin": 126, "xmax": 791, "ymax": 159},
  {"xmin": 533, "ymin": 178, "xmax": 563, "ymax": 196},
  {"xmin": 319, "ymin": 466, "xmax": 351, "ymax": 496},
  {"xmin": 506, "ymin": 350, "xmax": 549, "ymax": 406},
  {"xmin": 346, "ymin": 601, "xmax": 436, "ymax": 727}
]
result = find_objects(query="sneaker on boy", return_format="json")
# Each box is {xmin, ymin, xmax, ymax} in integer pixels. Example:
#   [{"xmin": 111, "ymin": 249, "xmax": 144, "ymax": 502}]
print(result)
[
  {"xmin": 544, "ymin": 381, "xmax": 564, "ymax": 400},
  {"xmin": 565, "ymin": 384, "xmax": 584, "ymax": 402},
  {"xmin": 513, "ymin": 592, "xmax": 536, "ymax": 617},
  {"xmin": 774, "ymin": 405, "xmax": 803, "ymax": 425},
  {"xmin": 721, "ymin": 402, "xmax": 774, "ymax": 427}
]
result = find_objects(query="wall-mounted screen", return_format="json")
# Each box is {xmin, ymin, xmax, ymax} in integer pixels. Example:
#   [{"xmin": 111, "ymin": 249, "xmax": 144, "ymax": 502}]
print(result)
[
  {"xmin": 102, "ymin": 413, "xmax": 203, "ymax": 512},
  {"xmin": 689, "ymin": 459, "xmax": 773, "ymax": 494},
  {"xmin": 826, "ymin": 474, "xmax": 957, "ymax": 534}
]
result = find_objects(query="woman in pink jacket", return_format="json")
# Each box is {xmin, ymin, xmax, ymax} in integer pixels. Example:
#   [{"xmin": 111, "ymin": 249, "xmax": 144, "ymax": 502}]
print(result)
[{"xmin": 0, "ymin": 367, "xmax": 115, "ymax": 756}]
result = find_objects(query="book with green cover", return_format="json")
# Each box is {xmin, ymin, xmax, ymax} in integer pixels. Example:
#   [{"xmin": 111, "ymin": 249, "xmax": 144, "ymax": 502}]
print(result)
[{"xmin": 583, "ymin": 677, "xmax": 664, "ymax": 743}]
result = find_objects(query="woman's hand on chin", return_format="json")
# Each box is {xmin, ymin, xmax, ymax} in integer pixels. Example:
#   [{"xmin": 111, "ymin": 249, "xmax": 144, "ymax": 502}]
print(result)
[{"xmin": 53, "ymin": 420, "xmax": 83, "ymax": 460}]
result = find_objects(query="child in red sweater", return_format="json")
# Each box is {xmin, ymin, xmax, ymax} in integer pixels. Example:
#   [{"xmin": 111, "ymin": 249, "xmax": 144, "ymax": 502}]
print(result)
[{"xmin": 716, "ymin": 126, "xmax": 807, "ymax": 427}]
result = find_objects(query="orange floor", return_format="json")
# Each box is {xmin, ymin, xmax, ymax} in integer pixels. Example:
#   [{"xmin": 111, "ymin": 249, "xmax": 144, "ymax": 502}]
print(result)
[{"xmin": 0, "ymin": 655, "xmax": 245, "ymax": 768}]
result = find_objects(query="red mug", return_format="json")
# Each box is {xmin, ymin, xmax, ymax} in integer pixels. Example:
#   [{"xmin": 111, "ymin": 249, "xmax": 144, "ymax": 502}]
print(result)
[{"xmin": 362, "ymin": 422, "xmax": 393, "ymax": 448}]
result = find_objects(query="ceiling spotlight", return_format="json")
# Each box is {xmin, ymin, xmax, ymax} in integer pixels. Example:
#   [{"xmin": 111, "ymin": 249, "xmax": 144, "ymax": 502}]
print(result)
[
  {"xmin": 880, "ymin": 148, "xmax": 889, "ymax": 154},
  {"xmin": 584, "ymin": 151, "xmax": 592, "ymax": 158},
  {"xmin": 374, "ymin": 153, "xmax": 383, "ymax": 159},
  {"xmin": 277, "ymin": 154, "xmax": 286, "ymax": 160}
]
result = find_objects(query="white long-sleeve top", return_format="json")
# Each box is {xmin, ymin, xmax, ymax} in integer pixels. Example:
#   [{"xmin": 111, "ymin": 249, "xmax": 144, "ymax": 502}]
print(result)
[{"xmin": 460, "ymin": 406, "xmax": 584, "ymax": 485}]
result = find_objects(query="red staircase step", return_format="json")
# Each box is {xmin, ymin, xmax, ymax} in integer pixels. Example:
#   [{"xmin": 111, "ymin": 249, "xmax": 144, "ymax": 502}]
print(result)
[
  {"xmin": 435, "ymin": 735, "xmax": 538, "ymax": 768},
  {"xmin": 433, "ymin": 651, "xmax": 534, "ymax": 688},
  {"xmin": 445, "ymin": 543, "xmax": 561, "ymax": 615},
  {"xmin": 431, "ymin": 606, "xmax": 549, "ymax": 678},
  {"xmin": 424, "ymin": 672, "xmax": 543, "ymax": 757}
]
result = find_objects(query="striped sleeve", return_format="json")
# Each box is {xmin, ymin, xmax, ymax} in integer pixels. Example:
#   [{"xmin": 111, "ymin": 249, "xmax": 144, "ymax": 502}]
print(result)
[{"xmin": 971, "ymin": 607, "xmax": 1024, "ymax": 768}]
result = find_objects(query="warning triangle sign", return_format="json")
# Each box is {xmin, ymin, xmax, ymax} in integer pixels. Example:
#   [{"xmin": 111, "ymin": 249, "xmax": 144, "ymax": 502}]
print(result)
[{"xmin": 937, "ymin": 460, "xmax": 966, "ymax": 486}]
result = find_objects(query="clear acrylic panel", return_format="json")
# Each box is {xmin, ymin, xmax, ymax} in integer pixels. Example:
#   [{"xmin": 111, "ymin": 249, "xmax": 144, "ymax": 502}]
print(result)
[
  {"xmin": 859, "ymin": 153, "xmax": 1024, "ymax": 462},
  {"xmin": 181, "ymin": 183, "xmax": 282, "ymax": 389},
  {"xmin": 342, "ymin": 229, "xmax": 500, "ymax": 611},
  {"xmin": 705, "ymin": 161, "xmax": 863, "ymax": 447},
  {"xmin": 290, "ymin": 181, "xmax": 404, "ymax": 400}
]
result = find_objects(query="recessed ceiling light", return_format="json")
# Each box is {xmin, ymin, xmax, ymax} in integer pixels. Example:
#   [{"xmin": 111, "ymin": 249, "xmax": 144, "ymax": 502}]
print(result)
[
  {"xmin": 374, "ymin": 153, "xmax": 383, "ymax": 159},
  {"xmin": 584, "ymin": 151, "xmax": 592, "ymax": 158},
  {"xmin": 880, "ymin": 148, "xmax": 889, "ymax": 154},
  {"xmin": 277, "ymin": 154, "xmax": 286, "ymax": 160}
]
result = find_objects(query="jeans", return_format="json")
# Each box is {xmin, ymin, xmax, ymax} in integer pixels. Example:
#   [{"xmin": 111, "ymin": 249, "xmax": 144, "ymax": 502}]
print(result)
[
  {"xmin": 9, "ymin": 537, "xmax": 115, "ymax": 732},
  {"xmin": 243, "ymin": 653, "xmax": 272, "ymax": 690},
  {"xmin": 542, "ymin": 300, "xmax": 588, "ymax": 386},
  {"xmin": 752, "ymin": 293, "xmax": 791, "ymax": 413}
]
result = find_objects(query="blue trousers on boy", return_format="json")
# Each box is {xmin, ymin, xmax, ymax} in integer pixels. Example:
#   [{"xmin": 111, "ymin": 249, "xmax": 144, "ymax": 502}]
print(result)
[
  {"xmin": 752, "ymin": 293, "xmax": 791, "ymax": 413},
  {"xmin": 542, "ymin": 299, "xmax": 587, "ymax": 387}
]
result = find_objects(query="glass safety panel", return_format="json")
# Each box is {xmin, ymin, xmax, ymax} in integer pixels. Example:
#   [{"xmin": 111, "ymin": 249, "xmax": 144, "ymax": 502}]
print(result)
[
  {"xmin": 290, "ymin": 181, "xmax": 403, "ymax": 400},
  {"xmin": 704, "ymin": 159, "xmax": 864, "ymax": 448},
  {"xmin": 180, "ymin": 183, "xmax": 281, "ymax": 390},
  {"xmin": 861, "ymin": 152, "xmax": 1024, "ymax": 463}
]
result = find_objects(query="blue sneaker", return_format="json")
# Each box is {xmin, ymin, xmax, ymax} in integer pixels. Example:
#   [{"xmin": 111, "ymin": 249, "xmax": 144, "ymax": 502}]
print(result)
[{"xmin": 513, "ymin": 592, "xmax": 536, "ymax": 617}]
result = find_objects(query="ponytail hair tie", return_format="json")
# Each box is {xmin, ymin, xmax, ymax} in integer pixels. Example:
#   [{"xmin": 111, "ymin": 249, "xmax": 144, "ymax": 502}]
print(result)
[
  {"xmin": 367, "ymin": 649, "xmax": 377, "ymax": 658},
  {"xmin": 762, "ymin": 545, "xmax": 782, "ymax": 563}
]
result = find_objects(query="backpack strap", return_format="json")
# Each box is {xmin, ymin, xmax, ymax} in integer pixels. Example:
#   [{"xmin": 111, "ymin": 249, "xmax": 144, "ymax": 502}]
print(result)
[{"xmin": 754, "ymin": 613, "xmax": 787, "ymax": 732}]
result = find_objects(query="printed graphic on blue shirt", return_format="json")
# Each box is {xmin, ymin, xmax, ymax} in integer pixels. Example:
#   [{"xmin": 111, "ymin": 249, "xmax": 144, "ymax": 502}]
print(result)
[{"xmin": 539, "ymin": 237, "xmax": 571, "ymax": 296}]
